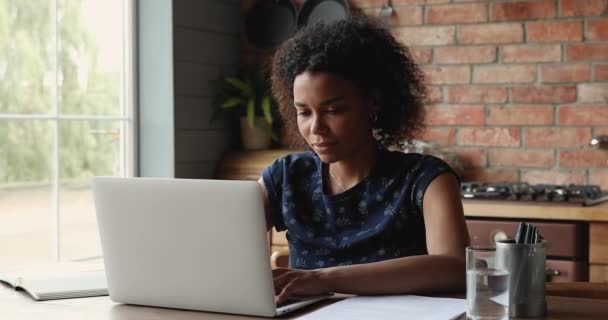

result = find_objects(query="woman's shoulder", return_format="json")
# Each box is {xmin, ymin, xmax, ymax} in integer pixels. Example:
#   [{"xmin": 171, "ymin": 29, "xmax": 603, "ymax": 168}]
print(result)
[
  {"xmin": 272, "ymin": 150, "xmax": 317, "ymax": 166},
  {"xmin": 265, "ymin": 150, "xmax": 319, "ymax": 174},
  {"xmin": 381, "ymin": 149, "xmax": 454, "ymax": 175}
]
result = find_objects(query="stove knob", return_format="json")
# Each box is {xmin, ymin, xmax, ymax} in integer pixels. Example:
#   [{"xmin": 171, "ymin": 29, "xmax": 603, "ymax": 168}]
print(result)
[{"xmin": 492, "ymin": 230, "xmax": 508, "ymax": 243}]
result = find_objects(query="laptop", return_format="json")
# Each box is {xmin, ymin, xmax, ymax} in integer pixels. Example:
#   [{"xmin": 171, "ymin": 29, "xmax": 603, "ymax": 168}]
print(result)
[{"xmin": 92, "ymin": 177, "xmax": 329, "ymax": 317}]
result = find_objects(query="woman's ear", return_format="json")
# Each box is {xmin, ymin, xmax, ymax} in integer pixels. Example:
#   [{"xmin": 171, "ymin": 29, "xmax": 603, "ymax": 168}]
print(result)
[
  {"xmin": 367, "ymin": 90, "xmax": 381, "ymax": 113},
  {"xmin": 371, "ymin": 103, "xmax": 381, "ymax": 113}
]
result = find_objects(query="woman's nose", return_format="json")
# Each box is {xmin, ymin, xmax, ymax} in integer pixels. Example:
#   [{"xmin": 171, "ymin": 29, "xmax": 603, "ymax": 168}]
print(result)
[{"xmin": 310, "ymin": 115, "xmax": 327, "ymax": 134}]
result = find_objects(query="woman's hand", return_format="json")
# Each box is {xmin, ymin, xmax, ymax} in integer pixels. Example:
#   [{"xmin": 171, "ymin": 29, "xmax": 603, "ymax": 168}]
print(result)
[{"xmin": 272, "ymin": 267, "xmax": 330, "ymax": 304}]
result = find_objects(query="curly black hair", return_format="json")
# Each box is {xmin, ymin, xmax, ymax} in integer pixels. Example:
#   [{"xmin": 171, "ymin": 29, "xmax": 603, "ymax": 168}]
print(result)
[{"xmin": 271, "ymin": 15, "xmax": 427, "ymax": 149}]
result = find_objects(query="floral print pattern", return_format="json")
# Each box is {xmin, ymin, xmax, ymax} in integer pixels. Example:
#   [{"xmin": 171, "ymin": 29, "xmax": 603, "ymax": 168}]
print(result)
[{"xmin": 261, "ymin": 149, "xmax": 457, "ymax": 270}]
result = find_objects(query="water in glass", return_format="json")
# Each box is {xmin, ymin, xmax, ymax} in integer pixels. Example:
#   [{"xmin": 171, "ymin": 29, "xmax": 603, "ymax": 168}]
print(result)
[{"xmin": 466, "ymin": 268, "xmax": 509, "ymax": 320}]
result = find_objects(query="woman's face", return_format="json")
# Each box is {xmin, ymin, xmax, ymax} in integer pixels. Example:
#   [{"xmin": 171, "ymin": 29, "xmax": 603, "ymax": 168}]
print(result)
[{"xmin": 293, "ymin": 71, "xmax": 375, "ymax": 163}]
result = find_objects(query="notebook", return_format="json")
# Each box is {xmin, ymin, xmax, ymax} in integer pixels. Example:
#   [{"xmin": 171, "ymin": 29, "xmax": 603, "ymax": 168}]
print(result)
[
  {"xmin": 296, "ymin": 295, "xmax": 466, "ymax": 320},
  {"xmin": 92, "ymin": 177, "xmax": 330, "ymax": 317},
  {"xmin": 0, "ymin": 261, "xmax": 107, "ymax": 301}
]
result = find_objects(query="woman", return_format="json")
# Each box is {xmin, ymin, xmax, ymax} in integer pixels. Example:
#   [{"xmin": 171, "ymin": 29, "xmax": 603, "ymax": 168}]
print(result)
[{"xmin": 258, "ymin": 16, "xmax": 469, "ymax": 304}]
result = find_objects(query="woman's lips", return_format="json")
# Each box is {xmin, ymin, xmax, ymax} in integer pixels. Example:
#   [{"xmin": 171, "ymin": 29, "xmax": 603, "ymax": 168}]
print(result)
[{"xmin": 312, "ymin": 142, "xmax": 336, "ymax": 152}]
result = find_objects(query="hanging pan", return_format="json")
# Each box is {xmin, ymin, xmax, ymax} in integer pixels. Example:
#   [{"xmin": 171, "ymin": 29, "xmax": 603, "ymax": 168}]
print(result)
[
  {"xmin": 246, "ymin": 0, "xmax": 298, "ymax": 50},
  {"xmin": 297, "ymin": 0, "xmax": 350, "ymax": 29}
]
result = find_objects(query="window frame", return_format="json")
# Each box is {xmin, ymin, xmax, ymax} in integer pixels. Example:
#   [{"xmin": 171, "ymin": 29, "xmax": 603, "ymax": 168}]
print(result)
[{"xmin": 0, "ymin": 0, "xmax": 139, "ymax": 262}]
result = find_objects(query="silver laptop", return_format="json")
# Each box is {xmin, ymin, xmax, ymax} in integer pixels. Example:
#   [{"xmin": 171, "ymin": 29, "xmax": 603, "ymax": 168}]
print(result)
[{"xmin": 92, "ymin": 177, "xmax": 328, "ymax": 317}]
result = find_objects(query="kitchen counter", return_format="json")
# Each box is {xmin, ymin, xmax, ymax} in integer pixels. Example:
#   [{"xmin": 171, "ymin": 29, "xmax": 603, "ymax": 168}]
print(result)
[{"xmin": 463, "ymin": 200, "xmax": 608, "ymax": 222}]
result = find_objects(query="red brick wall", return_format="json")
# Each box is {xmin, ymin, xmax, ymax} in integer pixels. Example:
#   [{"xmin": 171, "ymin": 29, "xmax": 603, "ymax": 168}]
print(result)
[
  {"xmin": 352, "ymin": 0, "xmax": 608, "ymax": 187},
  {"xmin": 241, "ymin": 0, "xmax": 608, "ymax": 187}
]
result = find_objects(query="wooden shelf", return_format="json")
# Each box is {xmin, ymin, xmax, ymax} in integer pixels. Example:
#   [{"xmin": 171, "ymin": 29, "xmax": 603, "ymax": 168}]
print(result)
[{"xmin": 216, "ymin": 149, "xmax": 295, "ymax": 181}]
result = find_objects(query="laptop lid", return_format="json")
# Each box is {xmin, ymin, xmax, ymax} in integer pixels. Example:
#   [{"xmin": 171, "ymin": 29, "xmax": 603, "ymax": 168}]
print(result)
[{"xmin": 92, "ymin": 177, "xmax": 278, "ymax": 317}]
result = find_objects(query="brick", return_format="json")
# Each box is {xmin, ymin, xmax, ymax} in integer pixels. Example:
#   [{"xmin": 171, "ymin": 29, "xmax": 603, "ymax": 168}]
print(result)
[
  {"xmin": 394, "ymin": 26, "xmax": 455, "ymax": 46},
  {"xmin": 366, "ymin": 6, "xmax": 422, "ymax": 26},
  {"xmin": 423, "ymin": 66, "xmax": 470, "ymax": 84},
  {"xmin": 579, "ymin": 84, "xmax": 608, "ymax": 103},
  {"xmin": 393, "ymin": 0, "xmax": 451, "ymax": 4},
  {"xmin": 350, "ymin": 0, "xmax": 390, "ymax": 7},
  {"xmin": 427, "ymin": 3, "xmax": 487, "ymax": 24},
  {"xmin": 567, "ymin": 44, "xmax": 608, "ymax": 61},
  {"xmin": 560, "ymin": 0, "xmax": 608, "ymax": 17},
  {"xmin": 427, "ymin": 86, "xmax": 443, "ymax": 103},
  {"xmin": 446, "ymin": 86, "xmax": 508, "ymax": 103},
  {"xmin": 416, "ymin": 127, "xmax": 456, "ymax": 146},
  {"xmin": 487, "ymin": 105, "xmax": 554, "ymax": 125},
  {"xmin": 492, "ymin": 0, "xmax": 556, "ymax": 21},
  {"xmin": 527, "ymin": 21, "xmax": 583, "ymax": 42},
  {"xmin": 359, "ymin": 0, "xmax": 448, "ymax": 6},
  {"xmin": 587, "ymin": 19, "xmax": 608, "ymax": 40},
  {"xmin": 501, "ymin": 44, "xmax": 561, "ymax": 63},
  {"xmin": 522, "ymin": 170, "xmax": 587, "ymax": 185},
  {"xmin": 473, "ymin": 65, "xmax": 535, "ymax": 84},
  {"xmin": 459, "ymin": 23, "xmax": 523, "ymax": 44},
  {"xmin": 595, "ymin": 127, "xmax": 608, "ymax": 136},
  {"xmin": 541, "ymin": 64, "xmax": 591, "ymax": 83},
  {"xmin": 409, "ymin": 47, "xmax": 433, "ymax": 64},
  {"xmin": 524, "ymin": 128, "xmax": 592, "ymax": 147},
  {"xmin": 425, "ymin": 104, "xmax": 485, "ymax": 125},
  {"xmin": 455, "ymin": 148, "xmax": 487, "ymax": 168},
  {"xmin": 459, "ymin": 128, "xmax": 520, "ymax": 147},
  {"xmin": 559, "ymin": 105, "xmax": 608, "ymax": 125},
  {"xmin": 490, "ymin": 149, "xmax": 554, "ymax": 167},
  {"xmin": 461, "ymin": 168, "xmax": 519, "ymax": 182},
  {"xmin": 589, "ymin": 170, "xmax": 608, "ymax": 190},
  {"xmin": 511, "ymin": 86, "xmax": 577, "ymax": 103},
  {"xmin": 434, "ymin": 46, "xmax": 496, "ymax": 64},
  {"xmin": 595, "ymin": 64, "xmax": 608, "ymax": 81},
  {"xmin": 560, "ymin": 150, "xmax": 608, "ymax": 167}
]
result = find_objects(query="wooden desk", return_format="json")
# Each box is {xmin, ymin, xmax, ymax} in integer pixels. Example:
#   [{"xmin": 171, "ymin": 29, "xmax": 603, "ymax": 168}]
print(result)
[{"xmin": 2, "ymin": 283, "xmax": 608, "ymax": 320}]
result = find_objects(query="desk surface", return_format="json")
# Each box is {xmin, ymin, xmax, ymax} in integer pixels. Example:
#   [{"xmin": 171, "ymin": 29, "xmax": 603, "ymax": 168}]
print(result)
[{"xmin": 2, "ymin": 283, "xmax": 608, "ymax": 320}]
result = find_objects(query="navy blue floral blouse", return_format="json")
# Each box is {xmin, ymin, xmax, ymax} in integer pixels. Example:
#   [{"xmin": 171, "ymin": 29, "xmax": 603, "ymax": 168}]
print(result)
[{"xmin": 261, "ymin": 147, "xmax": 458, "ymax": 270}]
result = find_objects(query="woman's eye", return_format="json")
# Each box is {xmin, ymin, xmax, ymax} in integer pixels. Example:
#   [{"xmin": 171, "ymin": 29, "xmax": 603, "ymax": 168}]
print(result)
[{"xmin": 296, "ymin": 111, "xmax": 310, "ymax": 116}]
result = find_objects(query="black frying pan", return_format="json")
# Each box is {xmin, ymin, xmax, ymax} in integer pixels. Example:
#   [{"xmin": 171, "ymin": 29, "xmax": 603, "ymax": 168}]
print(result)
[
  {"xmin": 297, "ymin": 0, "xmax": 350, "ymax": 29},
  {"xmin": 246, "ymin": 0, "xmax": 298, "ymax": 50}
]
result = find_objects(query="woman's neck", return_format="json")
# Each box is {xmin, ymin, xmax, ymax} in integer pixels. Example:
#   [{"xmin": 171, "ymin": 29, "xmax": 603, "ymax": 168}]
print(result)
[{"xmin": 328, "ymin": 138, "xmax": 379, "ymax": 190}]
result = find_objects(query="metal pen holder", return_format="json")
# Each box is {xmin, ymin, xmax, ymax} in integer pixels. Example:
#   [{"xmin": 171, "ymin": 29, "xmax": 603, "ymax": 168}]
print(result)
[{"xmin": 495, "ymin": 239, "xmax": 547, "ymax": 318}]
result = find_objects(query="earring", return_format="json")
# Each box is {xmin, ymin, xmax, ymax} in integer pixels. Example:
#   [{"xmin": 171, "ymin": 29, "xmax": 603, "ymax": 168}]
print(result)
[{"xmin": 370, "ymin": 112, "xmax": 378, "ymax": 123}]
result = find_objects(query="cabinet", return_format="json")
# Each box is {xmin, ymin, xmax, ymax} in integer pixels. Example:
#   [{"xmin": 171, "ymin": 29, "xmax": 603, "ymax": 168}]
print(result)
[
  {"xmin": 590, "ymin": 223, "xmax": 608, "ymax": 282},
  {"xmin": 216, "ymin": 149, "xmax": 608, "ymax": 281}
]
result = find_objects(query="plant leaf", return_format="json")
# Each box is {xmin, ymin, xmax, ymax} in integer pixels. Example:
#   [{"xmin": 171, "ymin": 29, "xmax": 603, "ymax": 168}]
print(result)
[
  {"xmin": 226, "ymin": 77, "xmax": 252, "ymax": 96},
  {"xmin": 261, "ymin": 96, "xmax": 273, "ymax": 124},
  {"xmin": 247, "ymin": 98, "xmax": 255, "ymax": 128},
  {"xmin": 221, "ymin": 97, "xmax": 243, "ymax": 109},
  {"xmin": 258, "ymin": 120, "xmax": 278, "ymax": 141}
]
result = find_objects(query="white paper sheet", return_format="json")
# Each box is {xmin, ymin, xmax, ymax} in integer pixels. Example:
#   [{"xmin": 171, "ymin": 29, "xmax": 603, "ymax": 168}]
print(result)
[{"xmin": 297, "ymin": 295, "xmax": 466, "ymax": 320}]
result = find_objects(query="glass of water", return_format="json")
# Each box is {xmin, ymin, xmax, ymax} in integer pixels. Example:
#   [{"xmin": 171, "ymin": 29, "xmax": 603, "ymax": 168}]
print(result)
[{"xmin": 466, "ymin": 246, "xmax": 509, "ymax": 320}]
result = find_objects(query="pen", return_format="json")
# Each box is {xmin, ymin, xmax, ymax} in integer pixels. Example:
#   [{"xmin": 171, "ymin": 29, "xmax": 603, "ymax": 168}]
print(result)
[
  {"xmin": 528, "ymin": 226, "xmax": 536, "ymax": 244},
  {"xmin": 524, "ymin": 225, "xmax": 533, "ymax": 244},
  {"xmin": 515, "ymin": 222, "xmax": 526, "ymax": 244}
]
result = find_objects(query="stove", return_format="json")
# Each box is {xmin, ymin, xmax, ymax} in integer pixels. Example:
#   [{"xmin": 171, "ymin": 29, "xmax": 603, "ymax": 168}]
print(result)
[{"xmin": 461, "ymin": 182, "xmax": 608, "ymax": 206}]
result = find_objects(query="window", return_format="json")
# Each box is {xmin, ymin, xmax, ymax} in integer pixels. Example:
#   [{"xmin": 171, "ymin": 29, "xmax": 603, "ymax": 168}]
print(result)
[{"xmin": 0, "ymin": 0, "xmax": 136, "ymax": 266}]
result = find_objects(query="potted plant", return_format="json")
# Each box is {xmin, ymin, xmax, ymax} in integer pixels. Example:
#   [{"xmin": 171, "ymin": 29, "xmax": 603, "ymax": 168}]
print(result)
[{"xmin": 211, "ymin": 64, "xmax": 278, "ymax": 150}]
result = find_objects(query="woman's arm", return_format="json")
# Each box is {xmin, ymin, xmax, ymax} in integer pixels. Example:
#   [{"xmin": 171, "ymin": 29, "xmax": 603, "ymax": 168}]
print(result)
[{"xmin": 273, "ymin": 172, "xmax": 469, "ymax": 303}]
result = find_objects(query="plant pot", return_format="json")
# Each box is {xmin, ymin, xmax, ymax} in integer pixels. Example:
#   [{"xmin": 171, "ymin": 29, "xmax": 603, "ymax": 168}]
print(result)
[{"xmin": 240, "ymin": 117, "xmax": 272, "ymax": 150}]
